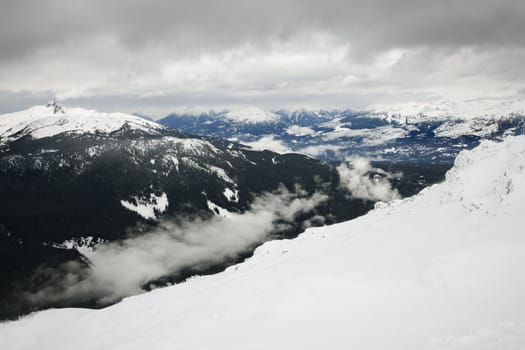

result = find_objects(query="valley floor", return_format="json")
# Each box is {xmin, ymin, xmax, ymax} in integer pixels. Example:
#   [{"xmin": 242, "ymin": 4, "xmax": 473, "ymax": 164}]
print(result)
[{"xmin": 1, "ymin": 136, "xmax": 525, "ymax": 350}]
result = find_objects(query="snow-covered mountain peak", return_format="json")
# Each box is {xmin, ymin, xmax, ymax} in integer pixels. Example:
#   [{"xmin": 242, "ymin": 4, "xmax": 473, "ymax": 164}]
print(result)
[
  {"xmin": 0, "ymin": 104, "xmax": 165, "ymax": 141},
  {"xmin": 45, "ymin": 100, "xmax": 65, "ymax": 114},
  {"xmin": 223, "ymin": 107, "xmax": 279, "ymax": 123},
  {"xmin": 370, "ymin": 98, "xmax": 525, "ymax": 120}
]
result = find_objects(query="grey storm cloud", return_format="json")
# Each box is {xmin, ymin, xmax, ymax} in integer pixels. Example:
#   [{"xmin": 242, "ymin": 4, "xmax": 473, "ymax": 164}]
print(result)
[
  {"xmin": 0, "ymin": 0, "xmax": 524, "ymax": 114},
  {"xmin": 2, "ymin": 0, "xmax": 524, "ymax": 60}
]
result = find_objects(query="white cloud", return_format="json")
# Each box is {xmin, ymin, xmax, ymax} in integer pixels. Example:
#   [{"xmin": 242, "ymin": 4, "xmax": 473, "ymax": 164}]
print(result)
[
  {"xmin": 242, "ymin": 135, "xmax": 293, "ymax": 154},
  {"xmin": 27, "ymin": 187, "xmax": 327, "ymax": 305},
  {"xmin": 0, "ymin": 1, "xmax": 524, "ymax": 115},
  {"xmin": 297, "ymin": 144, "xmax": 344, "ymax": 158},
  {"xmin": 337, "ymin": 158, "xmax": 400, "ymax": 202},
  {"xmin": 286, "ymin": 125, "xmax": 317, "ymax": 136}
]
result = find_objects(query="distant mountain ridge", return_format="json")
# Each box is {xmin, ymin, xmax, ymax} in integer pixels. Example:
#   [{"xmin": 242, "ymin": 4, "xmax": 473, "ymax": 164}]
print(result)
[{"xmin": 159, "ymin": 108, "xmax": 525, "ymax": 162}]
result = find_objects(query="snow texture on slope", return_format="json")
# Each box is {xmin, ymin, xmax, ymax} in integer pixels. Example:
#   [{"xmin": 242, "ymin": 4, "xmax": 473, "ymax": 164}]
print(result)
[
  {"xmin": 1, "ymin": 136, "xmax": 525, "ymax": 349},
  {"xmin": 120, "ymin": 193, "xmax": 169, "ymax": 220}
]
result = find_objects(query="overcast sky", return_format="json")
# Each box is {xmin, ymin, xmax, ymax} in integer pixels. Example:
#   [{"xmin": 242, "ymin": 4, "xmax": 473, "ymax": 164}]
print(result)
[{"xmin": 1, "ymin": 0, "xmax": 524, "ymax": 117}]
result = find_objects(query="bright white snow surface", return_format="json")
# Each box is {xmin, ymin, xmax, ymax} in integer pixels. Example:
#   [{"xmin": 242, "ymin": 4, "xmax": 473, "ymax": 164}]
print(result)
[
  {"xmin": 2, "ymin": 136, "xmax": 525, "ymax": 349},
  {"xmin": 0, "ymin": 104, "xmax": 164, "ymax": 141}
]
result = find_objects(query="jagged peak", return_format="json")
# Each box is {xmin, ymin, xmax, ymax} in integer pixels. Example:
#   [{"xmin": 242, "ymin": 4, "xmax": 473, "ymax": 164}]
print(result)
[{"xmin": 45, "ymin": 100, "xmax": 65, "ymax": 115}]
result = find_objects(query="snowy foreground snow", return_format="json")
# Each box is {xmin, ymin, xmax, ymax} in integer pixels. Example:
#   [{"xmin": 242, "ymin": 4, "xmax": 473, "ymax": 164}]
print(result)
[{"xmin": 2, "ymin": 137, "xmax": 525, "ymax": 349}]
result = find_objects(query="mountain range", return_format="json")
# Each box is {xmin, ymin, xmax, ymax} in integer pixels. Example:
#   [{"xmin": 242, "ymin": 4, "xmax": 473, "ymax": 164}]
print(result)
[
  {"xmin": 0, "ymin": 102, "xmax": 446, "ymax": 319},
  {"xmin": 159, "ymin": 108, "xmax": 525, "ymax": 162},
  {"xmin": 4, "ymin": 102, "xmax": 520, "ymax": 321}
]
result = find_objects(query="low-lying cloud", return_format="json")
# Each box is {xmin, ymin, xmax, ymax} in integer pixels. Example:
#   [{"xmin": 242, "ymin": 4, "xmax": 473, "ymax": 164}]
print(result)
[
  {"xmin": 337, "ymin": 158, "xmax": 400, "ymax": 202},
  {"xmin": 27, "ymin": 187, "xmax": 327, "ymax": 306},
  {"xmin": 243, "ymin": 135, "xmax": 293, "ymax": 154}
]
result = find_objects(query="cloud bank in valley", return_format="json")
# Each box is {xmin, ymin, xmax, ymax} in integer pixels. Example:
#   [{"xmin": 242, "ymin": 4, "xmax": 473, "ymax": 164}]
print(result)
[
  {"xmin": 337, "ymin": 158, "xmax": 400, "ymax": 202},
  {"xmin": 243, "ymin": 135, "xmax": 293, "ymax": 154},
  {"xmin": 27, "ymin": 187, "xmax": 327, "ymax": 306}
]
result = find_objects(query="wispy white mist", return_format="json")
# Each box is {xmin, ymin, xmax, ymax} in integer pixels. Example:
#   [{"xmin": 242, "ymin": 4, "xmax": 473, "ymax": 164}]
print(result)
[
  {"xmin": 28, "ymin": 187, "xmax": 327, "ymax": 306},
  {"xmin": 337, "ymin": 158, "xmax": 400, "ymax": 202}
]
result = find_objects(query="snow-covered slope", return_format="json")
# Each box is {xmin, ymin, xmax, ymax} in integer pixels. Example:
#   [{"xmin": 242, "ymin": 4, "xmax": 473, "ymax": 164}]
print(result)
[
  {"xmin": 2, "ymin": 137, "xmax": 525, "ymax": 349},
  {"xmin": 0, "ymin": 102, "xmax": 164, "ymax": 142}
]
